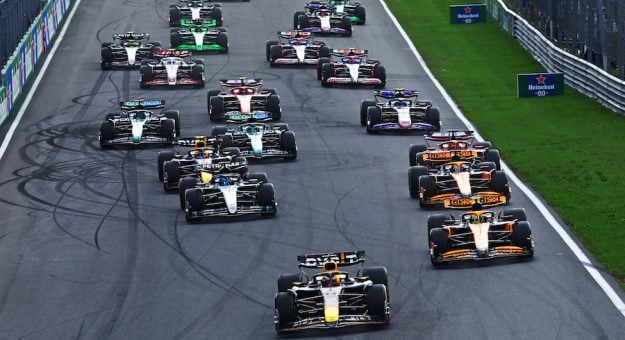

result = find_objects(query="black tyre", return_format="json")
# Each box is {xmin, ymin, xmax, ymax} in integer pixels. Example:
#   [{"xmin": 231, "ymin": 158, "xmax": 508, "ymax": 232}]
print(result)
[
  {"xmin": 163, "ymin": 110, "xmax": 181, "ymax": 135},
  {"xmin": 247, "ymin": 172, "xmax": 269, "ymax": 183},
  {"xmin": 161, "ymin": 119, "xmax": 175, "ymax": 140},
  {"xmin": 366, "ymin": 106, "xmax": 382, "ymax": 133},
  {"xmin": 366, "ymin": 284, "xmax": 388, "ymax": 320},
  {"xmin": 360, "ymin": 100, "xmax": 376, "ymax": 126},
  {"xmin": 340, "ymin": 16, "xmax": 352, "ymax": 36},
  {"xmin": 418, "ymin": 175, "xmax": 436, "ymax": 208},
  {"xmin": 185, "ymin": 188, "xmax": 203, "ymax": 221},
  {"xmin": 490, "ymin": 170, "xmax": 510, "ymax": 197},
  {"xmin": 100, "ymin": 47, "xmax": 113, "ymax": 70},
  {"xmin": 216, "ymin": 32, "xmax": 228, "ymax": 53},
  {"xmin": 273, "ymin": 123, "xmax": 289, "ymax": 131},
  {"xmin": 274, "ymin": 292, "xmax": 296, "ymax": 333},
  {"xmin": 317, "ymin": 57, "xmax": 331, "ymax": 80},
  {"xmin": 277, "ymin": 273, "xmax": 301, "ymax": 292},
  {"xmin": 512, "ymin": 221, "xmax": 533, "ymax": 252},
  {"xmin": 430, "ymin": 228, "xmax": 449, "ymax": 264},
  {"xmin": 280, "ymin": 131, "xmax": 297, "ymax": 160},
  {"xmin": 191, "ymin": 65, "xmax": 205, "ymax": 88},
  {"xmin": 475, "ymin": 161, "xmax": 497, "ymax": 172},
  {"xmin": 266, "ymin": 95, "xmax": 281, "ymax": 120},
  {"xmin": 409, "ymin": 144, "xmax": 427, "ymax": 166},
  {"xmin": 427, "ymin": 214, "xmax": 448, "ymax": 243},
  {"xmin": 211, "ymin": 7, "xmax": 223, "ymax": 26},
  {"xmin": 354, "ymin": 5, "xmax": 366, "ymax": 24},
  {"xmin": 266, "ymin": 40, "xmax": 278, "ymax": 61},
  {"xmin": 295, "ymin": 12, "xmax": 307, "ymax": 29},
  {"xmin": 206, "ymin": 89, "xmax": 221, "ymax": 114},
  {"xmin": 321, "ymin": 63, "xmax": 333, "ymax": 87},
  {"xmin": 362, "ymin": 266, "xmax": 388, "ymax": 287},
  {"xmin": 170, "ymin": 31, "xmax": 181, "ymax": 48},
  {"xmin": 408, "ymin": 166, "xmax": 428, "ymax": 199},
  {"xmin": 474, "ymin": 141, "xmax": 492, "ymax": 149},
  {"xmin": 220, "ymin": 134, "xmax": 233, "ymax": 148},
  {"xmin": 269, "ymin": 45, "xmax": 281, "ymax": 67},
  {"xmin": 99, "ymin": 121, "xmax": 115, "ymax": 148},
  {"xmin": 319, "ymin": 46, "xmax": 330, "ymax": 58},
  {"xmin": 209, "ymin": 96, "xmax": 225, "ymax": 121},
  {"xmin": 264, "ymin": 88, "xmax": 278, "ymax": 95},
  {"xmin": 373, "ymin": 64, "xmax": 385, "ymax": 88},
  {"xmin": 179, "ymin": 177, "xmax": 198, "ymax": 210},
  {"xmin": 258, "ymin": 183, "xmax": 277, "ymax": 215},
  {"xmin": 105, "ymin": 113, "xmax": 117, "ymax": 121},
  {"xmin": 193, "ymin": 59, "xmax": 204, "ymax": 66},
  {"xmin": 157, "ymin": 151, "xmax": 175, "ymax": 181},
  {"xmin": 211, "ymin": 125, "xmax": 228, "ymax": 137},
  {"xmin": 484, "ymin": 149, "xmax": 501, "ymax": 170},
  {"xmin": 502, "ymin": 208, "xmax": 527, "ymax": 222},
  {"xmin": 163, "ymin": 161, "xmax": 180, "ymax": 192},
  {"xmin": 140, "ymin": 65, "xmax": 153, "ymax": 87},
  {"xmin": 169, "ymin": 8, "xmax": 180, "ymax": 27},
  {"xmin": 425, "ymin": 107, "xmax": 441, "ymax": 130}
]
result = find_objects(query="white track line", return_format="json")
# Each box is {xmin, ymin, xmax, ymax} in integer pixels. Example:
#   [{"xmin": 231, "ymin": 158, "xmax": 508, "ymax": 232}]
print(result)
[
  {"xmin": 377, "ymin": 0, "xmax": 625, "ymax": 317},
  {"xmin": 0, "ymin": 0, "xmax": 84, "ymax": 162}
]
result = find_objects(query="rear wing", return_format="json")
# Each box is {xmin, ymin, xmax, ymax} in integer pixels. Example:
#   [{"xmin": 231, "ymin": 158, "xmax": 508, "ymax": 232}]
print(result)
[
  {"xmin": 305, "ymin": 2, "xmax": 334, "ymax": 10},
  {"xmin": 426, "ymin": 129, "xmax": 475, "ymax": 142},
  {"xmin": 173, "ymin": 136, "xmax": 219, "ymax": 147},
  {"xmin": 219, "ymin": 78, "xmax": 263, "ymax": 88},
  {"xmin": 154, "ymin": 49, "xmax": 192, "ymax": 59},
  {"xmin": 119, "ymin": 99, "xmax": 165, "ymax": 110},
  {"xmin": 113, "ymin": 32, "xmax": 149, "ymax": 41},
  {"xmin": 297, "ymin": 251, "xmax": 366, "ymax": 268},
  {"xmin": 331, "ymin": 48, "xmax": 367, "ymax": 57},
  {"xmin": 278, "ymin": 30, "xmax": 311, "ymax": 39},
  {"xmin": 180, "ymin": 18, "xmax": 217, "ymax": 28},
  {"xmin": 375, "ymin": 89, "xmax": 418, "ymax": 99}
]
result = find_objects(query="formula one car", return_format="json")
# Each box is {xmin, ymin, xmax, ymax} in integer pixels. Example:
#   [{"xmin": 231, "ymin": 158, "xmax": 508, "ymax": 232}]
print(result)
[
  {"xmin": 295, "ymin": 7, "xmax": 352, "ymax": 36},
  {"xmin": 100, "ymin": 32, "xmax": 161, "ymax": 70},
  {"xmin": 169, "ymin": 0, "xmax": 223, "ymax": 27},
  {"xmin": 408, "ymin": 160, "xmax": 510, "ymax": 208},
  {"xmin": 99, "ymin": 99, "xmax": 181, "ymax": 148},
  {"xmin": 408, "ymin": 130, "xmax": 501, "ymax": 169},
  {"xmin": 428, "ymin": 205, "xmax": 534, "ymax": 264},
  {"xmin": 297, "ymin": 0, "xmax": 366, "ymax": 25},
  {"xmin": 266, "ymin": 31, "xmax": 330, "ymax": 67},
  {"xmin": 318, "ymin": 48, "xmax": 385, "ymax": 87},
  {"xmin": 139, "ymin": 49, "xmax": 205, "ymax": 88},
  {"xmin": 206, "ymin": 78, "xmax": 282, "ymax": 122},
  {"xmin": 184, "ymin": 172, "xmax": 277, "ymax": 221},
  {"xmin": 170, "ymin": 18, "xmax": 228, "ymax": 53},
  {"xmin": 274, "ymin": 251, "xmax": 390, "ymax": 333},
  {"xmin": 360, "ymin": 89, "xmax": 440, "ymax": 133},
  {"xmin": 159, "ymin": 146, "xmax": 248, "ymax": 192},
  {"xmin": 211, "ymin": 121, "xmax": 297, "ymax": 160}
]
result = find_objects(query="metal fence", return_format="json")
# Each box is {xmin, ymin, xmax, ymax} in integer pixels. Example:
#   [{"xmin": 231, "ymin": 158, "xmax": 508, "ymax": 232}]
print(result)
[
  {"xmin": 504, "ymin": 0, "xmax": 625, "ymax": 79},
  {"xmin": 0, "ymin": 0, "xmax": 44, "ymax": 69}
]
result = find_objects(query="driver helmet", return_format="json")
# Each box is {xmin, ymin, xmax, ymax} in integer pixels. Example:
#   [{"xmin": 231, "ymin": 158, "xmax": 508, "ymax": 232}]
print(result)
[
  {"xmin": 189, "ymin": 150, "xmax": 201, "ymax": 158},
  {"xmin": 470, "ymin": 214, "xmax": 480, "ymax": 224},
  {"xmin": 320, "ymin": 276, "xmax": 333, "ymax": 288},
  {"xmin": 450, "ymin": 163, "xmax": 460, "ymax": 173},
  {"xmin": 218, "ymin": 176, "xmax": 231, "ymax": 186}
]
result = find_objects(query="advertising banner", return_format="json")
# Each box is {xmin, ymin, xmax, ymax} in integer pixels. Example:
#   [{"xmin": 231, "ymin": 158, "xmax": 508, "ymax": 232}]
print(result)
[
  {"xmin": 0, "ymin": 87, "xmax": 8, "ymax": 124},
  {"xmin": 450, "ymin": 4, "xmax": 487, "ymax": 24},
  {"xmin": 517, "ymin": 73, "xmax": 565, "ymax": 97}
]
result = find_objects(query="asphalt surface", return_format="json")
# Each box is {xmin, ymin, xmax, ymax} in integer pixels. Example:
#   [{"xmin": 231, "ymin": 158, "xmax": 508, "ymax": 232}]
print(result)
[{"xmin": 0, "ymin": 0, "xmax": 624, "ymax": 339}]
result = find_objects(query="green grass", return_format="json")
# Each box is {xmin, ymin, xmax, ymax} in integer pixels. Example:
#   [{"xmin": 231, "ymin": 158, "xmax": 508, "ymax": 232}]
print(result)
[{"xmin": 386, "ymin": 0, "xmax": 625, "ymax": 287}]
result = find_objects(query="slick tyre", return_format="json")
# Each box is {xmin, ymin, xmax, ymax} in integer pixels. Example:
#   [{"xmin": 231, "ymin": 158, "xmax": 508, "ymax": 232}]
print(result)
[
  {"xmin": 280, "ymin": 131, "xmax": 297, "ymax": 160},
  {"xmin": 512, "ymin": 221, "xmax": 533, "ymax": 254},
  {"xmin": 211, "ymin": 125, "xmax": 228, "ymax": 137},
  {"xmin": 340, "ymin": 16, "xmax": 352, "ymax": 36},
  {"xmin": 179, "ymin": 177, "xmax": 197, "ymax": 210},
  {"xmin": 355, "ymin": 5, "xmax": 366, "ymax": 24},
  {"xmin": 163, "ymin": 161, "xmax": 180, "ymax": 192},
  {"xmin": 502, "ymin": 208, "xmax": 527, "ymax": 222},
  {"xmin": 318, "ymin": 57, "xmax": 331, "ymax": 80},
  {"xmin": 366, "ymin": 284, "xmax": 388, "ymax": 321},
  {"xmin": 293, "ymin": 11, "xmax": 305, "ymax": 29},
  {"xmin": 490, "ymin": 170, "xmax": 510, "ymax": 198},
  {"xmin": 427, "ymin": 214, "xmax": 448, "ymax": 243},
  {"xmin": 258, "ymin": 183, "xmax": 277, "ymax": 216},
  {"xmin": 484, "ymin": 148, "xmax": 501, "ymax": 170},
  {"xmin": 418, "ymin": 175, "xmax": 436, "ymax": 208},
  {"xmin": 269, "ymin": 45, "xmax": 281, "ymax": 67},
  {"xmin": 99, "ymin": 121, "xmax": 115, "ymax": 148},
  {"xmin": 157, "ymin": 151, "xmax": 175, "ymax": 181},
  {"xmin": 297, "ymin": 14, "xmax": 309, "ymax": 30},
  {"xmin": 163, "ymin": 110, "xmax": 181, "ymax": 135},
  {"xmin": 209, "ymin": 96, "xmax": 225, "ymax": 121},
  {"xmin": 409, "ymin": 144, "xmax": 427, "ymax": 166},
  {"xmin": 366, "ymin": 106, "xmax": 382, "ymax": 133},
  {"xmin": 170, "ymin": 30, "xmax": 181, "ymax": 48},
  {"xmin": 360, "ymin": 100, "xmax": 376, "ymax": 126},
  {"xmin": 266, "ymin": 40, "xmax": 278, "ymax": 61},
  {"xmin": 266, "ymin": 95, "xmax": 281, "ymax": 120},
  {"xmin": 216, "ymin": 32, "xmax": 228, "ymax": 53},
  {"xmin": 408, "ymin": 166, "xmax": 428, "ymax": 199},
  {"xmin": 185, "ymin": 188, "xmax": 203, "ymax": 221},
  {"xmin": 247, "ymin": 172, "xmax": 268, "ymax": 183},
  {"xmin": 277, "ymin": 273, "xmax": 301, "ymax": 292},
  {"xmin": 373, "ymin": 64, "xmax": 386, "ymax": 88},
  {"xmin": 430, "ymin": 228, "xmax": 449, "ymax": 265},
  {"xmin": 362, "ymin": 266, "xmax": 388, "ymax": 288},
  {"xmin": 161, "ymin": 119, "xmax": 175, "ymax": 142},
  {"xmin": 169, "ymin": 8, "xmax": 180, "ymax": 27},
  {"xmin": 425, "ymin": 107, "xmax": 441, "ymax": 130},
  {"xmin": 275, "ymin": 292, "xmax": 296, "ymax": 333}
]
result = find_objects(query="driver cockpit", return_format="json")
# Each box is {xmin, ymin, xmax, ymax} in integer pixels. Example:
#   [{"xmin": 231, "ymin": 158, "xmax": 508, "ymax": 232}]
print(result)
[{"xmin": 462, "ymin": 211, "xmax": 494, "ymax": 224}]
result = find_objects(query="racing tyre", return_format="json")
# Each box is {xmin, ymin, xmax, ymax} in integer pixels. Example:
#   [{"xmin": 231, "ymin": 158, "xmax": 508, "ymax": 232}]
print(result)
[
  {"xmin": 502, "ymin": 208, "xmax": 527, "ymax": 222},
  {"xmin": 418, "ymin": 175, "xmax": 436, "ymax": 208},
  {"xmin": 274, "ymin": 292, "xmax": 295, "ymax": 333},
  {"xmin": 474, "ymin": 141, "xmax": 492, "ymax": 149},
  {"xmin": 264, "ymin": 88, "xmax": 278, "ymax": 95},
  {"xmin": 149, "ymin": 41, "xmax": 162, "ymax": 55},
  {"xmin": 366, "ymin": 106, "xmax": 382, "ymax": 134},
  {"xmin": 366, "ymin": 284, "xmax": 388, "ymax": 321},
  {"xmin": 409, "ymin": 144, "xmax": 427, "ymax": 166},
  {"xmin": 258, "ymin": 183, "xmax": 277, "ymax": 216},
  {"xmin": 475, "ymin": 161, "xmax": 497, "ymax": 172},
  {"xmin": 169, "ymin": 8, "xmax": 180, "ymax": 27},
  {"xmin": 185, "ymin": 188, "xmax": 203, "ymax": 221},
  {"xmin": 273, "ymin": 123, "xmax": 289, "ymax": 131},
  {"xmin": 319, "ymin": 46, "xmax": 330, "ymax": 59},
  {"xmin": 157, "ymin": 151, "xmax": 175, "ymax": 181},
  {"xmin": 193, "ymin": 59, "xmax": 204, "ymax": 66},
  {"xmin": 277, "ymin": 273, "xmax": 301, "ymax": 292},
  {"xmin": 266, "ymin": 95, "xmax": 281, "ymax": 120},
  {"xmin": 355, "ymin": 5, "xmax": 366, "ymax": 24},
  {"xmin": 99, "ymin": 121, "xmax": 115, "ymax": 148},
  {"xmin": 280, "ymin": 131, "xmax": 297, "ymax": 160},
  {"xmin": 220, "ymin": 134, "xmax": 233, "ymax": 148},
  {"xmin": 294, "ymin": 11, "xmax": 306, "ymax": 29},
  {"xmin": 317, "ymin": 57, "xmax": 331, "ymax": 80},
  {"xmin": 105, "ymin": 113, "xmax": 117, "ymax": 121},
  {"xmin": 139, "ymin": 65, "xmax": 153, "ymax": 88},
  {"xmin": 216, "ymin": 32, "xmax": 228, "ymax": 53},
  {"xmin": 373, "ymin": 64, "xmax": 386, "ymax": 88},
  {"xmin": 248, "ymin": 172, "xmax": 268, "ymax": 183},
  {"xmin": 425, "ymin": 107, "xmax": 441, "ymax": 130},
  {"xmin": 490, "ymin": 170, "xmax": 510, "ymax": 198},
  {"xmin": 512, "ymin": 221, "xmax": 533, "ymax": 254},
  {"xmin": 408, "ymin": 166, "xmax": 428, "ymax": 199},
  {"xmin": 297, "ymin": 15, "xmax": 309, "ymax": 30},
  {"xmin": 179, "ymin": 177, "xmax": 197, "ymax": 210},
  {"xmin": 269, "ymin": 45, "xmax": 281, "ymax": 67},
  {"xmin": 266, "ymin": 40, "xmax": 278, "ymax": 61},
  {"xmin": 211, "ymin": 125, "xmax": 228, "ymax": 137},
  {"xmin": 161, "ymin": 119, "xmax": 175, "ymax": 141},
  {"xmin": 100, "ymin": 47, "xmax": 113, "ymax": 70},
  {"xmin": 206, "ymin": 89, "xmax": 221, "ymax": 114},
  {"xmin": 430, "ymin": 228, "xmax": 449, "ymax": 265},
  {"xmin": 170, "ymin": 31, "xmax": 181, "ymax": 48},
  {"xmin": 427, "ymin": 214, "xmax": 448, "ymax": 243},
  {"xmin": 191, "ymin": 65, "xmax": 205, "ymax": 88},
  {"xmin": 321, "ymin": 63, "xmax": 334, "ymax": 87},
  {"xmin": 340, "ymin": 16, "xmax": 352, "ymax": 37},
  {"xmin": 484, "ymin": 148, "xmax": 501, "ymax": 170},
  {"xmin": 221, "ymin": 147, "xmax": 241, "ymax": 157},
  {"xmin": 209, "ymin": 96, "xmax": 225, "ymax": 121},
  {"xmin": 360, "ymin": 100, "xmax": 376, "ymax": 126},
  {"xmin": 362, "ymin": 266, "xmax": 388, "ymax": 288},
  {"xmin": 164, "ymin": 110, "xmax": 181, "ymax": 135},
  {"xmin": 211, "ymin": 7, "xmax": 223, "ymax": 26},
  {"xmin": 163, "ymin": 161, "xmax": 180, "ymax": 192}
]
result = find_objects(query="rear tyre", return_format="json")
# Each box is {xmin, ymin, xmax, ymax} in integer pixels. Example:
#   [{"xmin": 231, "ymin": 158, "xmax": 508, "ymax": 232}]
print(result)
[
  {"xmin": 354, "ymin": 5, "xmax": 366, "ymax": 24},
  {"xmin": 474, "ymin": 141, "xmax": 492, "ymax": 149},
  {"xmin": 319, "ymin": 46, "xmax": 330, "ymax": 58},
  {"xmin": 502, "ymin": 208, "xmax": 527, "ymax": 222},
  {"xmin": 211, "ymin": 7, "xmax": 223, "ymax": 26},
  {"xmin": 373, "ymin": 64, "xmax": 385, "ymax": 88},
  {"xmin": 247, "ymin": 172, "xmax": 269, "ymax": 183},
  {"xmin": 293, "ymin": 11, "xmax": 306, "ymax": 29},
  {"xmin": 220, "ymin": 135, "xmax": 234, "ymax": 148},
  {"xmin": 490, "ymin": 170, "xmax": 510, "ymax": 198},
  {"xmin": 297, "ymin": 14, "xmax": 309, "ymax": 30},
  {"xmin": 266, "ymin": 95, "xmax": 281, "ymax": 120},
  {"xmin": 484, "ymin": 149, "xmax": 501, "ymax": 170},
  {"xmin": 280, "ymin": 131, "xmax": 297, "ymax": 160},
  {"xmin": 157, "ymin": 151, "xmax": 175, "ymax": 181},
  {"xmin": 211, "ymin": 125, "xmax": 228, "ymax": 137},
  {"xmin": 427, "ymin": 214, "xmax": 448, "ymax": 243},
  {"xmin": 216, "ymin": 32, "xmax": 228, "ymax": 53},
  {"xmin": 425, "ymin": 107, "xmax": 441, "ymax": 130},
  {"xmin": 163, "ymin": 110, "xmax": 181, "ymax": 135},
  {"xmin": 209, "ymin": 96, "xmax": 225, "ymax": 121},
  {"xmin": 169, "ymin": 8, "xmax": 180, "ymax": 27},
  {"xmin": 340, "ymin": 16, "xmax": 352, "ymax": 37},
  {"xmin": 277, "ymin": 273, "xmax": 301, "ymax": 292},
  {"xmin": 409, "ymin": 144, "xmax": 427, "ymax": 166},
  {"xmin": 360, "ymin": 100, "xmax": 376, "ymax": 126}
]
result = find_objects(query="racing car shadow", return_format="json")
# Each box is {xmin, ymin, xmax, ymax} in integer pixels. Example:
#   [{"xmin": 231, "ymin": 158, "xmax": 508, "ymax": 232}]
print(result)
[
  {"xmin": 430, "ymin": 256, "xmax": 535, "ymax": 270},
  {"xmin": 185, "ymin": 214, "xmax": 277, "ymax": 224},
  {"xmin": 277, "ymin": 324, "xmax": 389, "ymax": 338}
]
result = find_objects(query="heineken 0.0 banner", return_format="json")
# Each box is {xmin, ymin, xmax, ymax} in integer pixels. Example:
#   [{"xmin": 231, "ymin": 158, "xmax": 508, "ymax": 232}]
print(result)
[
  {"xmin": 517, "ymin": 73, "xmax": 565, "ymax": 98},
  {"xmin": 0, "ymin": 86, "xmax": 7, "ymax": 124},
  {"xmin": 450, "ymin": 4, "xmax": 486, "ymax": 24}
]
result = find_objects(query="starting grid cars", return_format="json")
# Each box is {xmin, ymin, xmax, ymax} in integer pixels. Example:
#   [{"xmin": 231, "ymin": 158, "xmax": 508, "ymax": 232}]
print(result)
[{"xmin": 93, "ymin": 0, "xmax": 535, "ymax": 335}]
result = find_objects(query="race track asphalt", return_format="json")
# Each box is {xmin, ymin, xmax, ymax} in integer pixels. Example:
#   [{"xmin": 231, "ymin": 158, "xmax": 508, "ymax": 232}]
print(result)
[{"xmin": 0, "ymin": 0, "xmax": 624, "ymax": 338}]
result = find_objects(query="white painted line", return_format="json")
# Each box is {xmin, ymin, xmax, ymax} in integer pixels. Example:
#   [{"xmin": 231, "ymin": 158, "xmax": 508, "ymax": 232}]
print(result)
[
  {"xmin": 0, "ymin": 0, "xmax": 84, "ymax": 162},
  {"xmin": 377, "ymin": 0, "xmax": 625, "ymax": 317}
]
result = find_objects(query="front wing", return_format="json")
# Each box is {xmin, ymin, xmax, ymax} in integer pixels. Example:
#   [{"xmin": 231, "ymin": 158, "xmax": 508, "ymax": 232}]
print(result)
[
  {"xmin": 277, "ymin": 314, "xmax": 389, "ymax": 333},
  {"xmin": 100, "ymin": 135, "xmax": 173, "ymax": 146},
  {"xmin": 186, "ymin": 204, "xmax": 276, "ymax": 219},
  {"xmin": 433, "ymin": 246, "xmax": 533, "ymax": 263}
]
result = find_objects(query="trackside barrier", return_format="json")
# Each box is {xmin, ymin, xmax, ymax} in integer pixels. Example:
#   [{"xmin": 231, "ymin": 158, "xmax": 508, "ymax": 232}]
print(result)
[
  {"xmin": 483, "ymin": 0, "xmax": 625, "ymax": 113},
  {"xmin": 0, "ymin": 0, "xmax": 74, "ymax": 126}
]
